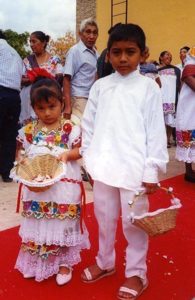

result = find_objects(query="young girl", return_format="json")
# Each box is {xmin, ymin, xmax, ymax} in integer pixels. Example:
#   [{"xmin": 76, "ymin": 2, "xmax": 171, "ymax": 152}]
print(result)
[
  {"xmin": 14, "ymin": 77, "xmax": 89, "ymax": 284},
  {"xmin": 81, "ymin": 24, "xmax": 168, "ymax": 300}
]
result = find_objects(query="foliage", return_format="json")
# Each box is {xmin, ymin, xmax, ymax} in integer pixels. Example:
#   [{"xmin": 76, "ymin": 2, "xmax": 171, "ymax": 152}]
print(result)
[
  {"xmin": 3, "ymin": 29, "xmax": 30, "ymax": 59},
  {"xmin": 49, "ymin": 31, "xmax": 76, "ymax": 65}
]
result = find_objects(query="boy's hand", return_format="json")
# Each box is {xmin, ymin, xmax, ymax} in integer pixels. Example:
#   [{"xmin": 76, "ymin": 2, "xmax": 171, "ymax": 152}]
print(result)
[{"xmin": 142, "ymin": 182, "xmax": 158, "ymax": 194}]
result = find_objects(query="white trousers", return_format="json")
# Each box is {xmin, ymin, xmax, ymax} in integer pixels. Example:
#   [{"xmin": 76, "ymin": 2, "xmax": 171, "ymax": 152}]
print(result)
[{"xmin": 93, "ymin": 181, "xmax": 149, "ymax": 280}]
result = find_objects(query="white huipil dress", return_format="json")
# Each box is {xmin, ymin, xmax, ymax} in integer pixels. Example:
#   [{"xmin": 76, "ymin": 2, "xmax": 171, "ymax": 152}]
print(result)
[
  {"xmin": 176, "ymin": 54, "xmax": 195, "ymax": 162},
  {"xmin": 158, "ymin": 67, "xmax": 177, "ymax": 127},
  {"xmin": 15, "ymin": 119, "xmax": 90, "ymax": 281}
]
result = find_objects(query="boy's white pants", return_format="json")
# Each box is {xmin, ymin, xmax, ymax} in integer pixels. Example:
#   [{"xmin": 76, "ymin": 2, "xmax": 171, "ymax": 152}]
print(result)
[{"xmin": 93, "ymin": 180, "xmax": 149, "ymax": 280}]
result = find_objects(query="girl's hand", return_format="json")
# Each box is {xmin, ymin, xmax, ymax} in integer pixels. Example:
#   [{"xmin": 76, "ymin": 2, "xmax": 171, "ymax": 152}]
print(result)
[
  {"xmin": 58, "ymin": 151, "xmax": 68, "ymax": 163},
  {"xmin": 142, "ymin": 182, "xmax": 158, "ymax": 194}
]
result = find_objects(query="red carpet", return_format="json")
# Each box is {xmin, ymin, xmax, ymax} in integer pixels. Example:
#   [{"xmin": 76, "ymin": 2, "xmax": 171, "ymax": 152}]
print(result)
[{"xmin": 0, "ymin": 175, "xmax": 195, "ymax": 300}]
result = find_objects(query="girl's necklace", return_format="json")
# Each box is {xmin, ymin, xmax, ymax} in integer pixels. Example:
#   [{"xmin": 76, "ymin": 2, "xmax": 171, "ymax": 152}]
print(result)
[{"xmin": 34, "ymin": 118, "xmax": 62, "ymax": 136}]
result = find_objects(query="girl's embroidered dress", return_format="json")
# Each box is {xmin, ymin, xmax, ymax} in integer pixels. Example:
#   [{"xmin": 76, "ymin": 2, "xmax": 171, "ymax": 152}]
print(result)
[{"xmin": 15, "ymin": 118, "xmax": 90, "ymax": 281}]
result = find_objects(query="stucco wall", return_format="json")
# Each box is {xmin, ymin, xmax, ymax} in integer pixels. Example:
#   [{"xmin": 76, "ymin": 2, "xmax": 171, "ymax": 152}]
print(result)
[
  {"xmin": 95, "ymin": 0, "xmax": 195, "ymax": 65},
  {"xmin": 76, "ymin": 0, "xmax": 96, "ymax": 40}
]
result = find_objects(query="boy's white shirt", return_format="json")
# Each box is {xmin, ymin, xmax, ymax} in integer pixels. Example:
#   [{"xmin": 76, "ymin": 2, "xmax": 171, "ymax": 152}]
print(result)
[{"xmin": 81, "ymin": 70, "xmax": 168, "ymax": 191}]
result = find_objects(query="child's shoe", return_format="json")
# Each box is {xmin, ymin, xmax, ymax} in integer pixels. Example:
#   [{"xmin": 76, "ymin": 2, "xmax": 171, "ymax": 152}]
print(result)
[{"xmin": 56, "ymin": 265, "xmax": 72, "ymax": 285}]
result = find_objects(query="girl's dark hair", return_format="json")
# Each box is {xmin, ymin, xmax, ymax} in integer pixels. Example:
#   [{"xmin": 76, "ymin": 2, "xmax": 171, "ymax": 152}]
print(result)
[
  {"xmin": 107, "ymin": 23, "xmax": 146, "ymax": 52},
  {"xmin": 30, "ymin": 78, "xmax": 63, "ymax": 108},
  {"xmin": 180, "ymin": 46, "xmax": 190, "ymax": 52},
  {"xmin": 31, "ymin": 31, "xmax": 50, "ymax": 48}
]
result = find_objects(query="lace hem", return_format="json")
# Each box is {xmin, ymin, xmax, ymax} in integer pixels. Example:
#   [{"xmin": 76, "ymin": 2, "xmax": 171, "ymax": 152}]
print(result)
[
  {"xmin": 15, "ymin": 245, "xmax": 82, "ymax": 282},
  {"xmin": 176, "ymin": 145, "xmax": 195, "ymax": 163}
]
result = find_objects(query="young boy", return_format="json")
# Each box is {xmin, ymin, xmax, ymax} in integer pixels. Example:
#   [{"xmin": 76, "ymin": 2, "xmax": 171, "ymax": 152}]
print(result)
[{"xmin": 80, "ymin": 24, "xmax": 168, "ymax": 300}]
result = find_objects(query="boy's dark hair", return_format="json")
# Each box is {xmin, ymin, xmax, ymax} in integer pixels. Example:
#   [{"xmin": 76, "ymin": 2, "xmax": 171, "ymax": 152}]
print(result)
[
  {"xmin": 30, "ymin": 78, "xmax": 63, "ymax": 108},
  {"xmin": 108, "ymin": 23, "xmax": 122, "ymax": 35},
  {"xmin": 107, "ymin": 23, "xmax": 146, "ymax": 52}
]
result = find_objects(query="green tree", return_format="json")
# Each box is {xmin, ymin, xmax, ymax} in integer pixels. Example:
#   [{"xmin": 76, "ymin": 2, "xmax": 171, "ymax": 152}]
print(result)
[
  {"xmin": 3, "ymin": 29, "xmax": 30, "ymax": 58},
  {"xmin": 49, "ymin": 31, "xmax": 76, "ymax": 65}
]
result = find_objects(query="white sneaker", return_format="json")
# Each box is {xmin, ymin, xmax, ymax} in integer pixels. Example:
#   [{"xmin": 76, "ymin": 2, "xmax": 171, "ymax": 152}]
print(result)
[{"xmin": 56, "ymin": 266, "xmax": 72, "ymax": 285}]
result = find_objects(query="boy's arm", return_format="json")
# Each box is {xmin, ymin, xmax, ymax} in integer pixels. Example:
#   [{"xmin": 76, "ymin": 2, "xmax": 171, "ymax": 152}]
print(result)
[
  {"xmin": 80, "ymin": 83, "xmax": 98, "ymax": 156},
  {"xmin": 142, "ymin": 83, "xmax": 169, "ymax": 185}
]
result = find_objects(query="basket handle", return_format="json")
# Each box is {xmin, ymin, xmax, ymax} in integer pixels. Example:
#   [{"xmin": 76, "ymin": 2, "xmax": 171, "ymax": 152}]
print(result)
[{"xmin": 128, "ymin": 184, "xmax": 176, "ymax": 208}]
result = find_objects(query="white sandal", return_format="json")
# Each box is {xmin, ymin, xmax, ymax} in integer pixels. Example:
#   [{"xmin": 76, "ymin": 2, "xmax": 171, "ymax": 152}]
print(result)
[{"xmin": 118, "ymin": 278, "xmax": 148, "ymax": 300}]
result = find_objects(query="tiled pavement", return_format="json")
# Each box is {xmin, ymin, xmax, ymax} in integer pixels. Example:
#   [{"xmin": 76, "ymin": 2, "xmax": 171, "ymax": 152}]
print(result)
[{"xmin": 0, "ymin": 147, "xmax": 185, "ymax": 231}]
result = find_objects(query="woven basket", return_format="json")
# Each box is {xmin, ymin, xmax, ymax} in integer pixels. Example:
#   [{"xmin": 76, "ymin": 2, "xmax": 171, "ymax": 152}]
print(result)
[
  {"xmin": 130, "ymin": 186, "xmax": 182, "ymax": 237},
  {"xmin": 11, "ymin": 154, "xmax": 66, "ymax": 192}
]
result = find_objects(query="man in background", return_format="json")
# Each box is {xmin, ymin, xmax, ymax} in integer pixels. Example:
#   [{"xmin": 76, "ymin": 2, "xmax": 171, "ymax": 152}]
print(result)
[
  {"xmin": 0, "ymin": 30, "xmax": 23, "ymax": 182},
  {"xmin": 63, "ymin": 17, "xmax": 99, "ymax": 124}
]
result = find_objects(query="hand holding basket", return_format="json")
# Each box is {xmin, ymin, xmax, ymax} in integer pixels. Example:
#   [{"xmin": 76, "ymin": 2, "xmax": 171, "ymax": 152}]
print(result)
[
  {"xmin": 129, "ymin": 185, "xmax": 182, "ymax": 237},
  {"xmin": 10, "ymin": 154, "xmax": 67, "ymax": 192}
]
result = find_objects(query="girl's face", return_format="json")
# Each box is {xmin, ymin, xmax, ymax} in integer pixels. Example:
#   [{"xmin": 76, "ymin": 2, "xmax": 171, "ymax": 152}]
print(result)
[
  {"xmin": 33, "ymin": 97, "xmax": 62, "ymax": 126},
  {"xmin": 107, "ymin": 40, "xmax": 143, "ymax": 76},
  {"xmin": 30, "ymin": 34, "xmax": 46, "ymax": 55},
  {"xmin": 160, "ymin": 51, "xmax": 172, "ymax": 66}
]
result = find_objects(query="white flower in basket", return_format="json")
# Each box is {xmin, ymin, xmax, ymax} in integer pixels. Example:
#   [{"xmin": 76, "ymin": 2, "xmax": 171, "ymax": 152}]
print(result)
[
  {"xmin": 128, "ymin": 186, "xmax": 182, "ymax": 237},
  {"xmin": 10, "ymin": 154, "xmax": 67, "ymax": 193}
]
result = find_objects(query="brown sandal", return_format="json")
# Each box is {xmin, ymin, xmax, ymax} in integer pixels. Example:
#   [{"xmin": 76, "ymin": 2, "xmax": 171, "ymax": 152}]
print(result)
[
  {"xmin": 81, "ymin": 264, "xmax": 115, "ymax": 283},
  {"xmin": 118, "ymin": 277, "xmax": 148, "ymax": 300}
]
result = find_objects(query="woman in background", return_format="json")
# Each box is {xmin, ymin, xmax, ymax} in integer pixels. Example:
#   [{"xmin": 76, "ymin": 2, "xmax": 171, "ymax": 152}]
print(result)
[
  {"xmin": 158, "ymin": 51, "xmax": 181, "ymax": 147},
  {"xmin": 19, "ymin": 31, "xmax": 63, "ymax": 125}
]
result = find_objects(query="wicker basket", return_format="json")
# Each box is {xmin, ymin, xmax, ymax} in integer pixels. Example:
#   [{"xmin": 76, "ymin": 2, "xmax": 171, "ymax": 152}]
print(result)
[
  {"xmin": 11, "ymin": 154, "xmax": 67, "ymax": 192},
  {"xmin": 129, "ymin": 186, "xmax": 182, "ymax": 237}
]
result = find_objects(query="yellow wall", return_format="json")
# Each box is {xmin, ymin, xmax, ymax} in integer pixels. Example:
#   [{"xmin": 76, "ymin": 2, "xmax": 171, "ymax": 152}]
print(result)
[{"xmin": 96, "ymin": 0, "xmax": 195, "ymax": 65}]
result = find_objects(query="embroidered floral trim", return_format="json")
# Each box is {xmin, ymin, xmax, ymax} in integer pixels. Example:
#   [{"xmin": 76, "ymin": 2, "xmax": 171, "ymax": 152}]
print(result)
[
  {"xmin": 159, "ymin": 68, "xmax": 175, "ymax": 76},
  {"xmin": 176, "ymin": 130, "xmax": 195, "ymax": 148},
  {"xmin": 22, "ymin": 201, "xmax": 81, "ymax": 220},
  {"xmin": 21, "ymin": 241, "xmax": 60, "ymax": 259},
  {"xmin": 23, "ymin": 118, "xmax": 74, "ymax": 149},
  {"xmin": 163, "ymin": 103, "xmax": 175, "ymax": 113}
]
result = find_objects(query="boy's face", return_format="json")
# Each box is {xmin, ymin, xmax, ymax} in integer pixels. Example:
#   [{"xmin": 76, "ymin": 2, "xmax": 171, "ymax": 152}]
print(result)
[{"xmin": 107, "ymin": 40, "xmax": 144, "ymax": 76}]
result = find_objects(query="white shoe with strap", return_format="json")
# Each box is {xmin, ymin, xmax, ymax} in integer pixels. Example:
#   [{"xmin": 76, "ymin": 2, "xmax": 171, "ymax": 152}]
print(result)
[{"xmin": 56, "ymin": 265, "xmax": 73, "ymax": 285}]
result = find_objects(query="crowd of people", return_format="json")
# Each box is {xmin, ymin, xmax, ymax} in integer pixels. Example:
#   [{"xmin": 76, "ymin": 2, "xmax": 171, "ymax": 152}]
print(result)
[{"xmin": 0, "ymin": 17, "xmax": 194, "ymax": 300}]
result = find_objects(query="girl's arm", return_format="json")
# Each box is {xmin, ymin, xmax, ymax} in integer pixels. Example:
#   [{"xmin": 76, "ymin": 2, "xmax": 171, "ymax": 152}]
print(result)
[
  {"xmin": 15, "ymin": 141, "xmax": 26, "ymax": 163},
  {"xmin": 183, "ymin": 75, "xmax": 195, "ymax": 91},
  {"xmin": 58, "ymin": 144, "xmax": 81, "ymax": 163}
]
